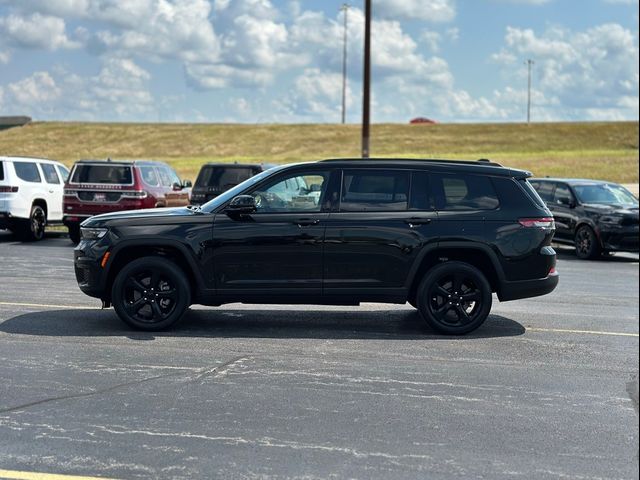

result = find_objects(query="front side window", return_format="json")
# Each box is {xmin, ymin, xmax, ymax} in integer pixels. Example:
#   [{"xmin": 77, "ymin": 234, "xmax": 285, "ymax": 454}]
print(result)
[
  {"xmin": 158, "ymin": 166, "xmax": 181, "ymax": 187},
  {"xmin": 552, "ymin": 184, "xmax": 574, "ymax": 205},
  {"xmin": 252, "ymin": 171, "xmax": 329, "ymax": 213},
  {"xmin": 432, "ymin": 173, "xmax": 499, "ymax": 211},
  {"xmin": 13, "ymin": 162, "xmax": 42, "ymax": 183},
  {"xmin": 340, "ymin": 170, "xmax": 409, "ymax": 212},
  {"xmin": 40, "ymin": 163, "xmax": 60, "ymax": 184}
]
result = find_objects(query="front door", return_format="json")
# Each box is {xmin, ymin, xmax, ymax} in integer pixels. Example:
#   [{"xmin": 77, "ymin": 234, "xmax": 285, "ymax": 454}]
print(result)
[
  {"xmin": 212, "ymin": 167, "xmax": 334, "ymax": 299},
  {"xmin": 548, "ymin": 182, "xmax": 578, "ymax": 240}
]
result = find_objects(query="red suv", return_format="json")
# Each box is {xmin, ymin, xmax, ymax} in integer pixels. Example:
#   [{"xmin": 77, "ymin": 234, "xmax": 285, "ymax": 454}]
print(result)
[{"xmin": 63, "ymin": 159, "xmax": 191, "ymax": 243}]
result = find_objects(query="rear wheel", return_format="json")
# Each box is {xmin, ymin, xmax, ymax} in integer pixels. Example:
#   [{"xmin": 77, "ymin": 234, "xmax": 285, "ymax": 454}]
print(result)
[
  {"xmin": 575, "ymin": 225, "xmax": 601, "ymax": 260},
  {"xmin": 112, "ymin": 256, "xmax": 191, "ymax": 331},
  {"xmin": 68, "ymin": 224, "xmax": 81, "ymax": 244},
  {"xmin": 18, "ymin": 205, "xmax": 46, "ymax": 241},
  {"xmin": 416, "ymin": 262, "xmax": 492, "ymax": 335}
]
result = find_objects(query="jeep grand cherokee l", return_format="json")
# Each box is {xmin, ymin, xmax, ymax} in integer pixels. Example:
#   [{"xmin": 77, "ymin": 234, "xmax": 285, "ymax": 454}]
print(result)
[
  {"xmin": 64, "ymin": 159, "xmax": 191, "ymax": 243},
  {"xmin": 74, "ymin": 158, "xmax": 559, "ymax": 335}
]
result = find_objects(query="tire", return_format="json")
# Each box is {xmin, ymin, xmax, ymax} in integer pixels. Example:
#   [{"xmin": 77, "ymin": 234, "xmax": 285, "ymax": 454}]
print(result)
[
  {"xmin": 112, "ymin": 256, "xmax": 191, "ymax": 331},
  {"xmin": 575, "ymin": 225, "xmax": 601, "ymax": 260},
  {"xmin": 17, "ymin": 205, "xmax": 46, "ymax": 241},
  {"xmin": 416, "ymin": 261, "xmax": 492, "ymax": 335},
  {"xmin": 68, "ymin": 224, "xmax": 81, "ymax": 244}
]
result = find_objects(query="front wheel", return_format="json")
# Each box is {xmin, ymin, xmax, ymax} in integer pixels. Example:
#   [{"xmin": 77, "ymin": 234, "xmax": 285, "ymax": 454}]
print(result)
[
  {"xmin": 575, "ymin": 225, "xmax": 601, "ymax": 260},
  {"xmin": 112, "ymin": 257, "xmax": 191, "ymax": 331},
  {"xmin": 416, "ymin": 262, "xmax": 492, "ymax": 335}
]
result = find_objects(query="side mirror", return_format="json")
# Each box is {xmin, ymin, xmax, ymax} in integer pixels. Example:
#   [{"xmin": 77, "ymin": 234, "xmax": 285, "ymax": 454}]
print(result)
[
  {"xmin": 226, "ymin": 195, "xmax": 256, "ymax": 216},
  {"xmin": 182, "ymin": 179, "xmax": 192, "ymax": 188},
  {"xmin": 172, "ymin": 182, "xmax": 182, "ymax": 191},
  {"xmin": 309, "ymin": 184, "xmax": 322, "ymax": 192},
  {"xmin": 558, "ymin": 196, "xmax": 576, "ymax": 208}
]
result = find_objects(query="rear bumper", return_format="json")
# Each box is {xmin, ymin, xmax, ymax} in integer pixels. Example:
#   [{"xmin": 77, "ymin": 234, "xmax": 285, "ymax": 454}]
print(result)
[
  {"xmin": 0, "ymin": 211, "xmax": 12, "ymax": 229},
  {"xmin": 498, "ymin": 271, "xmax": 559, "ymax": 302}
]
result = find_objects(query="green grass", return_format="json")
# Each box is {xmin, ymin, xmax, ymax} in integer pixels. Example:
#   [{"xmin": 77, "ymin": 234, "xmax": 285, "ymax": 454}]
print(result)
[{"xmin": 0, "ymin": 121, "xmax": 637, "ymax": 183}]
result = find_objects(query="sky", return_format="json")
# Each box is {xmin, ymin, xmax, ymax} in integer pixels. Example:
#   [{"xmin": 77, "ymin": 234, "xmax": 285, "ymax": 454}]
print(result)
[{"xmin": 0, "ymin": 0, "xmax": 638, "ymax": 124}]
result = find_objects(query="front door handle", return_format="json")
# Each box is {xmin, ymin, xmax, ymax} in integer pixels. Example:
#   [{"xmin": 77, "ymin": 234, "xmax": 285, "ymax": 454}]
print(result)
[
  {"xmin": 294, "ymin": 218, "xmax": 320, "ymax": 227},
  {"xmin": 404, "ymin": 217, "xmax": 432, "ymax": 227}
]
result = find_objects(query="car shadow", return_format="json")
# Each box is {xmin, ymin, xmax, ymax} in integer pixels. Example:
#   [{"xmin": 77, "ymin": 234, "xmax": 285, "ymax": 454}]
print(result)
[
  {"xmin": 553, "ymin": 244, "xmax": 639, "ymax": 263},
  {"xmin": 0, "ymin": 230, "xmax": 71, "ymax": 246},
  {"xmin": 0, "ymin": 307, "xmax": 525, "ymax": 340}
]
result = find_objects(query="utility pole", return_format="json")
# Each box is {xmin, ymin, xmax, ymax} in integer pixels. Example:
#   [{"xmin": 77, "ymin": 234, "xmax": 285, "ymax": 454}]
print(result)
[
  {"xmin": 340, "ymin": 4, "xmax": 349, "ymax": 124},
  {"xmin": 362, "ymin": 0, "xmax": 371, "ymax": 157},
  {"xmin": 526, "ymin": 59, "xmax": 534, "ymax": 124}
]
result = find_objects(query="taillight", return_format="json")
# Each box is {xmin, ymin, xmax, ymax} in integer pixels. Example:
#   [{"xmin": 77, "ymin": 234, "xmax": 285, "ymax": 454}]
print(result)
[
  {"xmin": 518, "ymin": 217, "xmax": 555, "ymax": 228},
  {"xmin": 64, "ymin": 189, "xmax": 78, "ymax": 196},
  {"xmin": 0, "ymin": 186, "xmax": 19, "ymax": 193},
  {"xmin": 549, "ymin": 267, "xmax": 557, "ymax": 275},
  {"xmin": 121, "ymin": 190, "xmax": 148, "ymax": 199}
]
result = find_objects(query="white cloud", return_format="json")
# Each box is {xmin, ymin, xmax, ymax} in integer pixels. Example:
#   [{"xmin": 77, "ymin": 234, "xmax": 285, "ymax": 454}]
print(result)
[
  {"xmin": 376, "ymin": 0, "xmax": 456, "ymax": 22},
  {"xmin": 286, "ymin": 68, "xmax": 355, "ymax": 120},
  {"xmin": 492, "ymin": 23, "xmax": 639, "ymax": 120},
  {"xmin": 7, "ymin": 71, "xmax": 62, "ymax": 106},
  {"xmin": 493, "ymin": 0, "xmax": 551, "ymax": 4},
  {"xmin": 0, "ymin": 12, "xmax": 79, "ymax": 50},
  {"xmin": 421, "ymin": 31, "xmax": 442, "ymax": 53}
]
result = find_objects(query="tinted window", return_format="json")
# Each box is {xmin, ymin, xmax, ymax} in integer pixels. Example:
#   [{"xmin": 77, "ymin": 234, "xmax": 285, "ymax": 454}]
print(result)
[
  {"xmin": 40, "ymin": 163, "xmax": 60, "ymax": 184},
  {"xmin": 409, "ymin": 171, "xmax": 432, "ymax": 210},
  {"xmin": 0, "ymin": 162, "xmax": 4, "ymax": 181},
  {"xmin": 158, "ymin": 166, "xmax": 181, "ymax": 187},
  {"xmin": 196, "ymin": 166, "xmax": 257, "ymax": 190},
  {"xmin": 552, "ymin": 184, "xmax": 574, "ymax": 205},
  {"xmin": 252, "ymin": 171, "xmax": 329, "ymax": 213},
  {"xmin": 139, "ymin": 166, "xmax": 159, "ymax": 186},
  {"xmin": 341, "ymin": 170, "xmax": 409, "ymax": 212},
  {"xmin": 432, "ymin": 173, "xmax": 499, "ymax": 210},
  {"xmin": 57, "ymin": 165, "xmax": 70, "ymax": 183},
  {"xmin": 530, "ymin": 181, "xmax": 554, "ymax": 202},
  {"xmin": 71, "ymin": 164, "xmax": 132, "ymax": 184},
  {"xmin": 14, "ymin": 162, "xmax": 42, "ymax": 183}
]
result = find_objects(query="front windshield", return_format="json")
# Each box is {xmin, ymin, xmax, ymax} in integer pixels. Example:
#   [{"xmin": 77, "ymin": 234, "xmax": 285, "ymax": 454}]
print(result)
[
  {"xmin": 200, "ymin": 165, "xmax": 286, "ymax": 213},
  {"xmin": 573, "ymin": 183, "xmax": 638, "ymax": 206}
]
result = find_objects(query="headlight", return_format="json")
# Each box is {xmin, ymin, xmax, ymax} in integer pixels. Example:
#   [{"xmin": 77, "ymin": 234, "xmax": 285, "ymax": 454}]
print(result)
[{"xmin": 81, "ymin": 227, "xmax": 108, "ymax": 240}]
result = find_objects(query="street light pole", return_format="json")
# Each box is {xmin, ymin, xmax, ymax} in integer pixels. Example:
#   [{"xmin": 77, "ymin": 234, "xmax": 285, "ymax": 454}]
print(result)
[
  {"xmin": 362, "ymin": 0, "xmax": 371, "ymax": 157},
  {"xmin": 526, "ymin": 59, "xmax": 534, "ymax": 124},
  {"xmin": 340, "ymin": 4, "xmax": 349, "ymax": 124}
]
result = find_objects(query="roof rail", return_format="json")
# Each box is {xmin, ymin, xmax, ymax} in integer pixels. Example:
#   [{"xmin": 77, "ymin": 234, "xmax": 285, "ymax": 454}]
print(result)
[{"xmin": 318, "ymin": 157, "xmax": 503, "ymax": 167}]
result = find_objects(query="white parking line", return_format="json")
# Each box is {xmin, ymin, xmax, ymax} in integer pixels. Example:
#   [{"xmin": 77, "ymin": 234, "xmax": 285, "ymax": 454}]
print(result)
[
  {"xmin": 527, "ymin": 327, "xmax": 638, "ymax": 337},
  {"xmin": 0, "ymin": 301, "xmax": 99, "ymax": 310}
]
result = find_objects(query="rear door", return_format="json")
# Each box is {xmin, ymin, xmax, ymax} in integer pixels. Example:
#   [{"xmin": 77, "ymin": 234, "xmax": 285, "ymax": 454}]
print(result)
[
  {"xmin": 39, "ymin": 163, "xmax": 63, "ymax": 220},
  {"xmin": 323, "ymin": 169, "xmax": 438, "ymax": 298}
]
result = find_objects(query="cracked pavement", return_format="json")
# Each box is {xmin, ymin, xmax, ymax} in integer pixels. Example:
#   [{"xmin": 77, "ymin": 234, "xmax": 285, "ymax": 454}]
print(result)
[{"xmin": 0, "ymin": 231, "xmax": 638, "ymax": 479}]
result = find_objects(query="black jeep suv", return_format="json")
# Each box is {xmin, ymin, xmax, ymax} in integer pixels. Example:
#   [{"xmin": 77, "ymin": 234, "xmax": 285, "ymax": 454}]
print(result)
[{"xmin": 74, "ymin": 159, "xmax": 559, "ymax": 334}]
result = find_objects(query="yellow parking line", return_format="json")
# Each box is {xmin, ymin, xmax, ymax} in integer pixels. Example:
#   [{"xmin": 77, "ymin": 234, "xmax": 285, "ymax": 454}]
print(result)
[
  {"xmin": 528, "ymin": 327, "xmax": 639, "ymax": 337},
  {"xmin": 0, "ymin": 302, "xmax": 99, "ymax": 310},
  {"xmin": 0, "ymin": 469, "xmax": 118, "ymax": 480}
]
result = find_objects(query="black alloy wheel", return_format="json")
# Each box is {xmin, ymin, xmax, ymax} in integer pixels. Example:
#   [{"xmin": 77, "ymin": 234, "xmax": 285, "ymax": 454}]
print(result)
[
  {"xmin": 575, "ymin": 225, "xmax": 601, "ymax": 260},
  {"xmin": 112, "ymin": 257, "xmax": 191, "ymax": 330},
  {"xmin": 20, "ymin": 205, "xmax": 46, "ymax": 241},
  {"xmin": 417, "ymin": 261, "xmax": 492, "ymax": 335}
]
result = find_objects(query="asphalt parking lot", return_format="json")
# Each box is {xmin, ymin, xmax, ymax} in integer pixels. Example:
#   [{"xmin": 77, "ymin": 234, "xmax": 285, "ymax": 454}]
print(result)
[{"xmin": 0, "ymin": 230, "xmax": 638, "ymax": 480}]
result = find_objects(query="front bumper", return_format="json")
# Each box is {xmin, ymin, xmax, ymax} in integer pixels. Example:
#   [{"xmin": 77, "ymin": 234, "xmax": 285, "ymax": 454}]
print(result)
[
  {"xmin": 498, "ymin": 270, "xmax": 559, "ymax": 302},
  {"xmin": 74, "ymin": 242, "xmax": 110, "ymax": 299},
  {"xmin": 599, "ymin": 226, "xmax": 639, "ymax": 252}
]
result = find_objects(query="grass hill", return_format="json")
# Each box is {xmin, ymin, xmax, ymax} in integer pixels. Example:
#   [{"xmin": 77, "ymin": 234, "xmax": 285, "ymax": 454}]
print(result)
[{"xmin": 0, "ymin": 121, "xmax": 637, "ymax": 183}]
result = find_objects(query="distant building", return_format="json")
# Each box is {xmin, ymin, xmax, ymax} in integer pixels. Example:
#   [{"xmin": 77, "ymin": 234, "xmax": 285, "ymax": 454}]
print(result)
[
  {"xmin": 409, "ymin": 117, "xmax": 437, "ymax": 125},
  {"xmin": 0, "ymin": 116, "xmax": 32, "ymax": 131}
]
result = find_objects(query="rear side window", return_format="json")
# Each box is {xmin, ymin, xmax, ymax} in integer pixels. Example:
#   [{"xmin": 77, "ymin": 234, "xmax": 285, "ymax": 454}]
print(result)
[
  {"xmin": 40, "ymin": 163, "xmax": 60, "ymax": 184},
  {"xmin": 71, "ymin": 164, "xmax": 133, "ymax": 184},
  {"xmin": 139, "ymin": 166, "xmax": 159, "ymax": 186},
  {"xmin": 529, "ymin": 180, "xmax": 554, "ymax": 202},
  {"xmin": 57, "ymin": 165, "xmax": 70, "ymax": 183},
  {"xmin": 14, "ymin": 162, "xmax": 42, "ymax": 183},
  {"xmin": 340, "ymin": 170, "xmax": 409, "ymax": 212},
  {"xmin": 409, "ymin": 171, "xmax": 432, "ymax": 210},
  {"xmin": 196, "ymin": 166, "xmax": 256, "ymax": 190},
  {"xmin": 432, "ymin": 173, "xmax": 499, "ymax": 211},
  {"xmin": 0, "ymin": 161, "xmax": 4, "ymax": 181}
]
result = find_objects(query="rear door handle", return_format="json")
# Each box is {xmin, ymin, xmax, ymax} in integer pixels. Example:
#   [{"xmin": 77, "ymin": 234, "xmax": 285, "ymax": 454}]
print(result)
[
  {"xmin": 404, "ymin": 217, "xmax": 432, "ymax": 227},
  {"xmin": 294, "ymin": 218, "xmax": 320, "ymax": 227}
]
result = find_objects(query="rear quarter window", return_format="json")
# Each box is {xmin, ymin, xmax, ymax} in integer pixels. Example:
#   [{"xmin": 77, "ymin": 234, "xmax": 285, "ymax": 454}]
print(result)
[
  {"xmin": 14, "ymin": 162, "xmax": 42, "ymax": 183},
  {"xmin": 71, "ymin": 164, "xmax": 133, "ymax": 184},
  {"xmin": 432, "ymin": 173, "xmax": 499, "ymax": 211},
  {"xmin": 0, "ymin": 161, "xmax": 4, "ymax": 181},
  {"xmin": 519, "ymin": 179, "xmax": 547, "ymax": 208}
]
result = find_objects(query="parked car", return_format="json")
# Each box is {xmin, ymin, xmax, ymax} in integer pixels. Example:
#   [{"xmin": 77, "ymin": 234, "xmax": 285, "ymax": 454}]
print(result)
[
  {"xmin": 0, "ymin": 155, "xmax": 70, "ymax": 241},
  {"xmin": 529, "ymin": 178, "xmax": 639, "ymax": 259},
  {"xmin": 74, "ymin": 158, "xmax": 559, "ymax": 334},
  {"xmin": 189, "ymin": 163, "xmax": 274, "ymax": 205},
  {"xmin": 63, "ymin": 159, "xmax": 191, "ymax": 244}
]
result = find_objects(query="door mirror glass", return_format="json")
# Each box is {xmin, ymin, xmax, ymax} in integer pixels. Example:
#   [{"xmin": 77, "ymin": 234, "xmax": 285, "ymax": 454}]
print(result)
[{"xmin": 227, "ymin": 195, "xmax": 257, "ymax": 215}]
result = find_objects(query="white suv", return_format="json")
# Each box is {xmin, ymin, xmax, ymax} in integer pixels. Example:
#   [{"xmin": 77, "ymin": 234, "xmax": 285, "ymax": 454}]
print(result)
[{"xmin": 0, "ymin": 156, "xmax": 70, "ymax": 241}]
